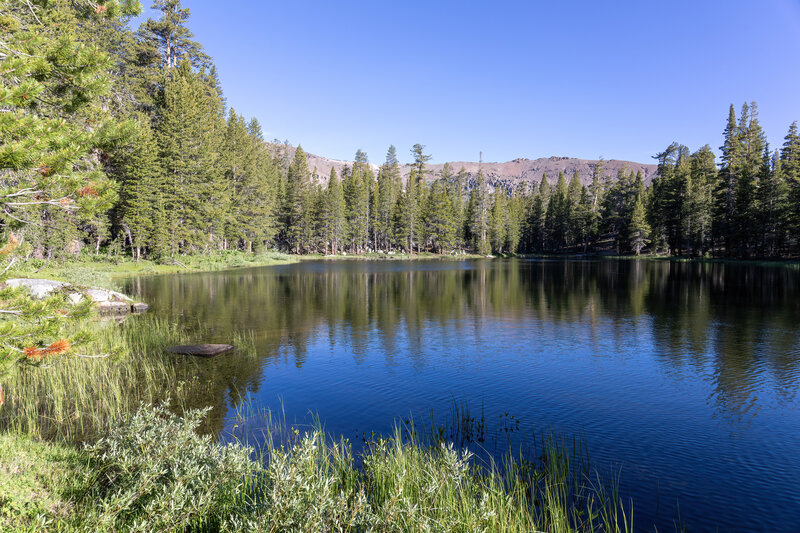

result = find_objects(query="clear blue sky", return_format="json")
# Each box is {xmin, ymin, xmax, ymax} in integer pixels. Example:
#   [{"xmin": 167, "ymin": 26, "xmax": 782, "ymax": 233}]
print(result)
[{"xmin": 134, "ymin": 0, "xmax": 800, "ymax": 165}]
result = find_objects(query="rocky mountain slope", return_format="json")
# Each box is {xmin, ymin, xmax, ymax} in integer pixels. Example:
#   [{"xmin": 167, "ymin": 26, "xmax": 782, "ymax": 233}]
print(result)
[{"xmin": 273, "ymin": 144, "xmax": 659, "ymax": 190}]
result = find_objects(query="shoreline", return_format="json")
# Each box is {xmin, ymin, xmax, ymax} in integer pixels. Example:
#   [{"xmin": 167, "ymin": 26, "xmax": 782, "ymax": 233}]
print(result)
[{"xmin": 11, "ymin": 250, "xmax": 799, "ymax": 293}]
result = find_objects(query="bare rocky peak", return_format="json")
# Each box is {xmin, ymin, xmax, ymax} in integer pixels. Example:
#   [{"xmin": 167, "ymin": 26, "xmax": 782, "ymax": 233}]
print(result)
[{"xmin": 271, "ymin": 144, "xmax": 658, "ymax": 190}]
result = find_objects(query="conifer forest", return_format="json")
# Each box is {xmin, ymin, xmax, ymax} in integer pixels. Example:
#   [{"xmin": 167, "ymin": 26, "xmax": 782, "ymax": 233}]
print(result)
[{"xmin": 3, "ymin": 0, "xmax": 800, "ymax": 263}]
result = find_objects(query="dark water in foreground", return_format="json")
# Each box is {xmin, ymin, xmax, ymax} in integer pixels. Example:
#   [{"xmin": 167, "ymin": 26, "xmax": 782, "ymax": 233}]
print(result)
[{"xmin": 124, "ymin": 259, "xmax": 800, "ymax": 532}]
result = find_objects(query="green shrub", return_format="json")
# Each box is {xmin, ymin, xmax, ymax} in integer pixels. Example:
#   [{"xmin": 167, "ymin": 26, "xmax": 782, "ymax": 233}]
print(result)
[
  {"xmin": 225, "ymin": 430, "xmax": 369, "ymax": 532},
  {"xmin": 82, "ymin": 404, "xmax": 253, "ymax": 532}
]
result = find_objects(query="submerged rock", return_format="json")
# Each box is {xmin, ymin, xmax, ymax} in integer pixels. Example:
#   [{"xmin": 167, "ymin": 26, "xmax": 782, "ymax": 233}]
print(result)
[
  {"xmin": 97, "ymin": 301, "xmax": 130, "ymax": 314},
  {"xmin": 168, "ymin": 344, "xmax": 234, "ymax": 357}
]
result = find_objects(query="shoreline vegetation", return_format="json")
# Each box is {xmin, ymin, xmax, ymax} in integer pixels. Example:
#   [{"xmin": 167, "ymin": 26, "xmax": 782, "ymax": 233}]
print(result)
[
  {"xmin": 3, "ymin": 251, "xmax": 793, "ymax": 530},
  {"xmin": 0, "ymin": 256, "xmax": 649, "ymax": 532},
  {"xmin": 10, "ymin": 250, "xmax": 798, "ymax": 293},
  {"xmin": 7, "ymin": 251, "xmax": 490, "ymax": 293},
  {"xmin": 3, "ymin": 401, "xmax": 636, "ymax": 533}
]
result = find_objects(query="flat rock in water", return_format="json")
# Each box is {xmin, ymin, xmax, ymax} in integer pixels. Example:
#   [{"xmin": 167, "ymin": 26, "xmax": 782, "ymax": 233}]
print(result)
[
  {"xmin": 168, "ymin": 344, "xmax": 234, "ymax": 357},
  {"xmin": 97, "ymin": 301, "xmax": 130, "ymax": 314}
]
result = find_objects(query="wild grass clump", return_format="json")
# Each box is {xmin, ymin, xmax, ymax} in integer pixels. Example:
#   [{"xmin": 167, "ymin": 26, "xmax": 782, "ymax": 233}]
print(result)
[
  {"xmin": 0, "ymin": 315, "xmax": 257, "ymax": 442},
  {"xmin": 223, "ymin": 411, "xmax": 633, "ymax": 532}
]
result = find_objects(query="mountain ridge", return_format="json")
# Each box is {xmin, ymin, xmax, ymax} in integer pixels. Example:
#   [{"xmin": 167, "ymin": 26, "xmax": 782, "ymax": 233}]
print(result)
[{"xmin": 278, "ymin": 146, "xmax": 659, "ymax": 189}]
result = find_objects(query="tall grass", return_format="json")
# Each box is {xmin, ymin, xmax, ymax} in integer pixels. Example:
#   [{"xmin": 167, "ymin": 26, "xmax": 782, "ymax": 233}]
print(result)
[
  {"xmin": 0, "ymin": 315, "xmax": 257, "ymax": 442},
  {"xmin": 220, "ymin": 404, "xmax": 633, "ymax": 533}
]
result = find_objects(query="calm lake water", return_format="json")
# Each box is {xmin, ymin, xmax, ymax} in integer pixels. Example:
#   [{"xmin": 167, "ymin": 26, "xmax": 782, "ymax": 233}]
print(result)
[{"xmin": 124, "ymin": 259, "xmax": 800, "ymax": 532}]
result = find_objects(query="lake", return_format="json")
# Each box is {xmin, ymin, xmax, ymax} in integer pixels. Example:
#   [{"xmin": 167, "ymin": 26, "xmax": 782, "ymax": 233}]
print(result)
[{"xmin": 124, "ymin": 258, "xmax": 800, "ymax": 532}]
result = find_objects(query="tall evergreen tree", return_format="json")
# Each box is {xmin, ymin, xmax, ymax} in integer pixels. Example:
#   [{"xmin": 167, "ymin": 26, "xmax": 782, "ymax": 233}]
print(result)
[
  {"xmin": 469, "ymin": 170, "xmax": 490, "ymax": 255},
  {"xmin": 715, "ymin": 104, "xmax": 741, "ymax": 254},
  {"xmin": 344, "ymin": 150, "xmax": 371, "ymax": 253},
  {"xmin": 686, "ymin": 146, "xmax": 716, "ymax": 254},
  {"xmin": 546, "ymin": 172, "xmax": 569, "ymax": 251},
  {"xmin": 756, "ymin": 150, "xmax": 789, "ymax": 256},
  {"xmin": 117, "ymin": 119, "xmax": 166, "ymax": 258},
  {"xmin": 284, "ymin": 146, "xmax": 313, "ymax": 253},
  {"xmin": 489, "ymin": 189, "xmax": 508, "ymax": 254},
  {"xmin": 628, "ymin": 196, "xmax": 651, "ymax": 255},
  {"xmin": 154, "ymin": 60, "xmax": 225, "ymax": 254},
  {"xmin": 138, "ymin": 0, "xmax": 209, "ymax": 70},
  {"xmin": 322, "ymin": 168, "xmax": 345, "ymax": 254},
  {"xmin": 781, "ymin": 121, "xmax": 800, "ymax": 251}
]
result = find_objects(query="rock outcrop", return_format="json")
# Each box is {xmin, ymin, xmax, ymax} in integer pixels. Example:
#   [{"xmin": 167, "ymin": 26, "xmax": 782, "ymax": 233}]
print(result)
[{"xmin": 5, "ymin": 278, "xmax": 148, "ymax": 314}]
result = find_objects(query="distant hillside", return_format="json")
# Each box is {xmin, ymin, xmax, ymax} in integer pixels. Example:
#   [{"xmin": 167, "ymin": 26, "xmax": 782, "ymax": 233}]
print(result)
[
  {"xmin": 404, "ymin": 157, "xmax": 659, "ymax": 190},
  {"xmin": 277, "ymin": 146, "xmax": 659, "ymax": 190},
  {"xmin": 273, "ymin": 145, "xmax": 658, "ymax": 188}
]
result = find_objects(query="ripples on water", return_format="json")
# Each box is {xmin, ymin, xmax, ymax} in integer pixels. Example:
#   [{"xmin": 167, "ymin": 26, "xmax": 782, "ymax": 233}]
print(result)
[{"xmin": 126, "ymin": 259, "xmax": 800, "ymax": 532}]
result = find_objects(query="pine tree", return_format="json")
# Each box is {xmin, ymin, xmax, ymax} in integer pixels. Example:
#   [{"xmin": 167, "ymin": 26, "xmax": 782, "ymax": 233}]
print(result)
[
  {"xmin": 628, "ymin": 195, "xmax": 651, "ymax": 255},
  {"xmin": 375, "ymin": 146, "xmax": 401, "ymax": 251},
  {"xmin": 344, "ymin": 150, "xmax": 371, "ymax": 253},
  {"xmin": 452, "ymin": 166, "xmax": 468, "ymax": 251},
  {"xmin": 587, "ymin": 160, "xmax": 605, "ymax": 247},
  {"xmin": 505, "ymin": 187, "xmax": 523, "ymax": 254},
  {"xmin": 139, "ymin": 0, "xmax": 209, "ymax": 70},
  {"xmin": 566, "ymin": 171, "xmax": 582, "ymax": 246},
  {"xmin": 469, "ymin": 170, "xmax": 491, "ymax": 255},
  {"xmin": 489, "ymin": 189, "xmax": 508, "ymax": 254},
  {"xmin": 154, "ymin": 61, "xmax": 225, "ymax": 254},
  {"xmin": 529, "ymin": 174, "xmax": 549, "ymax": 251},
  {"xmin": 424, "ymin": 179, "xmax": 458, "ymax": 253},
  {"xmin": 408, "ymin": 144, "xmax": 431, "ymax": 253},
  {"xmin": 756, "ymin": 150, "xmax": 789, "ymax": 256},
  {"xmin": 687, "ymin": 146, "xmax": 716, "ymax": 254},
  {"xmin": 221, "ymin": 109, "xmax": 252, "ymax": 249},
  {"xmin": 244, "ymin": 118, "xmax": 279, "ymax": 250},
  {"xmin": 546, "ymin": 172, "xmax": 569, "ymax": 251},
  {"xmin": 284, "ymin": 146, "xmax": 312, "ymax": 253},
  {"xmin": 0, "ymin": 0, "xmax": 141, "ymax": 395},
  {"xmin": 733, "ymin": 102, "xmax": 765, "ymax": 256},
  {"xmin": 118, "ymin": 119, "xmax": 166, "ymax": 259},
  {"xmin": 322, "ymin": 168, "xmax": 345, "ymax": 254},
  {"xmin": 650, "ymin": 143, "xmax": 689, "ymax": 255},
  {"xmin": 781, "ymin": 122, "xmax": 800, "ymax": 252},
  {"xmin": 715, "ymin": 104, "xmax": 741, "ymax": 254}
]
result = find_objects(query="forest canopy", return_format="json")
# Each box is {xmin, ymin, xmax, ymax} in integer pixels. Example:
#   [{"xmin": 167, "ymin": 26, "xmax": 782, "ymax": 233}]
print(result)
[{"xmin": 2, "ymin": 1, "xmax": 799, "ymax": 261}]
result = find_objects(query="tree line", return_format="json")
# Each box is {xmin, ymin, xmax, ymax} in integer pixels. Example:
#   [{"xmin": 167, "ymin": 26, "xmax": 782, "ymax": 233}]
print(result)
[{"xmin": 4, "ymin": 1, "xmax": 800, "ymax": 261}]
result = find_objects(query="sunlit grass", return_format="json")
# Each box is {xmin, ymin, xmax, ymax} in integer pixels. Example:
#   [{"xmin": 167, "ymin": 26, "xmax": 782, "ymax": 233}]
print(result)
[
  {"xmin": 10, "ymin": 250, "xmax": 298, "ymax": 291},
  {"xmin": 0, "ymin": 315, "xmax": 257, "ymax": 442}
]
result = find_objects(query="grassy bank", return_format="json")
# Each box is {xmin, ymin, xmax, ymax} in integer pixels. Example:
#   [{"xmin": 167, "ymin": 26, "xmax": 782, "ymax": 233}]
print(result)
[
  {"xmin": 7, "ymin": 250, "xmax": 493, "ymax": 293},
  {"xmin": 9, "ymin": 250, "xmax": 299, "ymax": 291},
  {"xmin": 2, "ymin": 403, "xmax": 633, "ymax": 532}
]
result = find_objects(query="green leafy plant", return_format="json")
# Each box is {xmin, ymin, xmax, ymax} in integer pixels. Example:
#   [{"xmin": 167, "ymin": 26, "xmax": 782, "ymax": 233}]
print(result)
[{"xmin": 82, "ymin": 403, "xmax": 253, "ymax": 532}]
